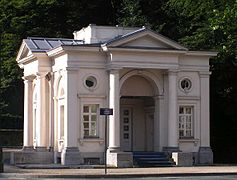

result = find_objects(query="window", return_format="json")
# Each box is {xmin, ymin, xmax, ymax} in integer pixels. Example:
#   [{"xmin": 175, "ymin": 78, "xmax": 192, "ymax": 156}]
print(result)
[
  {"xmin": 85, "ymin": 76, "xmax": 97, "ymax": 89},
  {"xmin": 179, "ymin": 106, "xmax": 193, "ymax": 138},
  {"xmin": 180, "ymin": 78, "xmax": 192, "ymax": 92},
  {"xmin": 59, "ymin": 105, "xmax": 64, "ymax": 139},
  {"xmin": 82, "ymin": 104, "xmax": 99, "ymax": 138}
]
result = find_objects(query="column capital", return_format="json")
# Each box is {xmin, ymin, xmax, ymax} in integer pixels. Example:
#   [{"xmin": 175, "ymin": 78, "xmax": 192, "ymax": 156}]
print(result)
[
  {"xmin": 154, "ymin": 95, "xmax": 164, "ymax": 100},
  {"xmin": 22, "ymin": 75, "xmax": 36, "ymax": 81},
  {"xmin": 65, "ymin": 67, "xmax": 78, "ymax": 72},
  {"xmin": 199, "ymin": 71, "xmax": 211, "ymax": 78},
  {"xmin": 109, "ymin": 69, "xmax": 121, "ymax": 74},
  {"xmin": 36, "ymin": 72, "xmax": 50, "ymax": 79},
  {"xmin": 167, "ymin": 69, "xmax": 179, "ymax": 75}
]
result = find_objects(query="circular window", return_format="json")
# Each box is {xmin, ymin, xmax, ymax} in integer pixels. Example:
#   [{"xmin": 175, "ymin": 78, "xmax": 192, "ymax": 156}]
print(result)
[
  {"xmin": 180, "ymin": 78, "xmax": 192, "ymax": 92},
  {"xmin": 85, "ymin": 76, "xmax": 97, "ymax": 89}
]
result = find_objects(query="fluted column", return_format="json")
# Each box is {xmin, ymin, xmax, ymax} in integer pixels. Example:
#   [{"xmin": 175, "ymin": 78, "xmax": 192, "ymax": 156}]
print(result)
[
  {"xmin": 108, "ymin": 69, "xmax": 120, "ymax": 151},
  {"xmin": 23, "ymin": 75, "xmax": 35, "ymax": 148},
  {"xmin": 167, "ymin": 70, "xmax": 178, "ymax": 149}
]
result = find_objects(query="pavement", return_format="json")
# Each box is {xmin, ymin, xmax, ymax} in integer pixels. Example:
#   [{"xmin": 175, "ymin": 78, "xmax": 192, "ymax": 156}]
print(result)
[{"xmin": 1, "ymin": 164, "xmax": 237, "ymax": 178}]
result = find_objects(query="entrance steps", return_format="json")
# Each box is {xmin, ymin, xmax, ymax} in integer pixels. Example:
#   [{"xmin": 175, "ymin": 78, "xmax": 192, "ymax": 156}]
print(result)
[{"xmin": 133, "ymin": 151, "xmax": 175, "ymax": 167}]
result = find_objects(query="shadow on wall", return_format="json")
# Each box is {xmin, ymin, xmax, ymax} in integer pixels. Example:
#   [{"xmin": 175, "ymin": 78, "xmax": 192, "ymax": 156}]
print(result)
[{"xmin": 0, "ymin": 130, "xmax": 23, "ymax": 147}]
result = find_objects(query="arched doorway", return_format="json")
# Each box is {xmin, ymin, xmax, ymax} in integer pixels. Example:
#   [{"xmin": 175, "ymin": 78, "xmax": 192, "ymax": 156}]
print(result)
[{"xmin": 120, "ymin": 74, "xmax": 158, "ymax": 152}]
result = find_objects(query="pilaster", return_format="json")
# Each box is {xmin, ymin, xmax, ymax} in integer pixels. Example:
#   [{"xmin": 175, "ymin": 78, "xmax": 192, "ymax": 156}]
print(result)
[
  {"xmin": 154, "ymin": 95, "xmax": 163, "ymax": 151},
  {"xmin": 199, "ymin": 71, "xmax": 213, "ymax": 164},
  {"xmin": 167, "ymin": 70, "xmax": 179, "ymax": 149},
  {"xmin": 199, "ymin": 71, "xmax": 211, "ymax": 147},
  {"xmin": 61, "ymin": 68, "xmax": 80, "ymax": 165}
]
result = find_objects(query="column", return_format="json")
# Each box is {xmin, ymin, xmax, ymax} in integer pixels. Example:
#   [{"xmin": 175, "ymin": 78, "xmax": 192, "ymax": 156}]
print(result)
[
  {"xmin": 48, "ymin": 73, "xmax": 54, "ymax": 150},
  {"xmin": 167, "ymin": 70, "xmax": 178, "ymax": 149},
  {"xmin": 108, "ymin": 69, "xmax": 120, "ymax": 151},
  {"xmin": 199, "ymin": 71, "xmax": 213, "ymax": 164},
  {"xmin": 36, "ymin": 72, "xmax": 49, "ymax": 149},
  {"xmin": 61, "ymin": 68, "xmax": 80, "ymax": 165},
  {"xmin": 23, "ymin": 76, "xmax": 34, "ymax": 149}
]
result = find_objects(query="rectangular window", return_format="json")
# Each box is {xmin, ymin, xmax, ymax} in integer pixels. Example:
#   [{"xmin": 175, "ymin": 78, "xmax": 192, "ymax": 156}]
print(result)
[
  {"xmin": 82, "ymin": 104, "xmax": 99, "ymax": 138},
  {"xmin": 179, "ymin": 106, "xmax": 194, "ymax": 138}
]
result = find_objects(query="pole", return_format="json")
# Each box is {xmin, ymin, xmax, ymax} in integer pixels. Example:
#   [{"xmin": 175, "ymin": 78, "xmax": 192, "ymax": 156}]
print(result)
[
  {"xmin": 0, "ymin": 147, "xmax": 3, "ymax": 173},
  {"xmin": 104, "ymin": 115, "xmax": 107, "ymax": 174}
]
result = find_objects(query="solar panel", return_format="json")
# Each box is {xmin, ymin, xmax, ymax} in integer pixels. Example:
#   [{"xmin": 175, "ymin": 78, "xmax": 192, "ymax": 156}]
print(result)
[{"xmin": 25, "ymin": 37, "xmax": 84, "ymax": 52}]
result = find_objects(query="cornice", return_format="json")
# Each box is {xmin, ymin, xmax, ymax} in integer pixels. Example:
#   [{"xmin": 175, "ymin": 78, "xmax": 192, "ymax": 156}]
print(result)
[
  {"xmin": 47, "ymin": 45, "xmax": 101, "ymax": 57},
  {"xmin": 186, "ymin": 51, "xmax": 218, "ymax": 57},
  {"xmin": 102, "ymin": 46, "xmax": 187, "ymax": 54}
]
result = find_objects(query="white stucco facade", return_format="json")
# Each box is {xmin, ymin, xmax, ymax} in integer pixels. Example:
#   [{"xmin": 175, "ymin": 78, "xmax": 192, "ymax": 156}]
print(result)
[{"xmin": 16, "ymin": 25, "xmax": 217, "ymax": 166}]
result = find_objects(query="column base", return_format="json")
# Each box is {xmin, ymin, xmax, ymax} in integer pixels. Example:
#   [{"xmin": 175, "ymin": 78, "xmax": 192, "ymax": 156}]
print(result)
[
  {"xmin": 198, "ymin": 147, "xmax": 213, "ymax": 164},
  {"xmin": 163, "ymin": 146, "xmax": 180, "ymax": 153},
  {"xmin": 163, "ymin": 146, "xmax": 180, "ymax": 166},
  {"xmin": 108, "ymin": 146, "xmax": 120, "ymax": 152},
  {"xmin": 172, "ymin": 152, "xmax": 194, "ymax": 166},
  {"xmin": 35, "ymin": 146, "xmax": 50, "ymax": 152},
  {"xmin": 61, "ymin": 147, "xmax": 80, "ymax": 165},
  {"xmin": 10, "ymin": 147, "xmax": 53, "ymax": 164},
  {"xmin": 22, "ymin": 146, "xmax": 34, "ymax": 151},
  {"xmin": 107, "ymin": 150, "xmax": 133, "ymax": 167}
]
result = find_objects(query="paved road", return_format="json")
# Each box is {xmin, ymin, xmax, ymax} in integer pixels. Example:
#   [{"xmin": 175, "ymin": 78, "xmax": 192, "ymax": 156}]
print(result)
[
  {"xmin": 1, "ymin": 175, "xmax": 237, "ymax": 179},
  {"xmin": 2, "ymin": 165, "xmax": 237, "ymax": 179}
]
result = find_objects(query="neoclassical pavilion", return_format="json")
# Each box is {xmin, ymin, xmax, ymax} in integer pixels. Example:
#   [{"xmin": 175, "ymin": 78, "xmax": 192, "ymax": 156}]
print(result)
[{"xmin": 16, "ymin": 25, "xmax": 217, "ymax": 166}]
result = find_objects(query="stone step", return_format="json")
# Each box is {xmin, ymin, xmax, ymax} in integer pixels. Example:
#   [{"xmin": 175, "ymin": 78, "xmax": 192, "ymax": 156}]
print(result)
[{"xmin": 133, "ymin": 151, "xmax": 175, "ymax": 167}]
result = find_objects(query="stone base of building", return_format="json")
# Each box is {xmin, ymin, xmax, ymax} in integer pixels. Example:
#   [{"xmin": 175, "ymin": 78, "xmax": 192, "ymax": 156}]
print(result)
[
  {"xmin": 172, "ymin": 152, "xmax": 194, "ymax": 166},
  {"xmin": 163, "ymin": 146, "xmax": 180, "ymax": 153},
  {"xmin": 6, "ymin": 147, "xmax": 54, "ymax": 164},
  {"xmin": 61, "ymin": 147, "xmax": 80, "ymax": 165},
  {"xmin": 198, "ymin": 146, "xmax": 213, "ymax": 164},
  {"xmin": 107, "ymin": 150, "xmax": 133, "ymax": 167}
]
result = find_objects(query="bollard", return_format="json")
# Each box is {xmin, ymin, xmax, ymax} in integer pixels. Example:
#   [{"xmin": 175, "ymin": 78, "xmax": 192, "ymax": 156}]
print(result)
[{"xmin": 0, "ymin": 147, "xmax": 3, "ymax": 172}]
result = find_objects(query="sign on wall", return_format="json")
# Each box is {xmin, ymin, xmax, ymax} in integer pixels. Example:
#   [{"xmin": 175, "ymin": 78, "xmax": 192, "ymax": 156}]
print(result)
[{"xmin": 100, "ymin": 108, "xmax": 113, "ymax": 116}]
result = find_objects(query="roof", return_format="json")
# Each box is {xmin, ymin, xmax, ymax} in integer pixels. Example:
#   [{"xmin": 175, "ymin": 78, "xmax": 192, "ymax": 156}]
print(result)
[
  {"xmin": 24, "ymin": 37, "xmax": 84, "ymax": 52},
  {"xmin": 104, "ymin": 27, "xmax": 146, "ymax": 44},
  {"xmin": 103, "ymin": 27, "xmax": 188, "ymax": 51},
  {"xmin": 23, "ymin": 27, "xmax": 188, "ymax": 53}
]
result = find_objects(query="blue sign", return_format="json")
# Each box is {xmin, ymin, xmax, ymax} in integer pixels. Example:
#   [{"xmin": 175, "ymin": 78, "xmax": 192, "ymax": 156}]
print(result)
[{"xmin": 100, "ymin": 108, "xmax": 113, "ymax": 115}]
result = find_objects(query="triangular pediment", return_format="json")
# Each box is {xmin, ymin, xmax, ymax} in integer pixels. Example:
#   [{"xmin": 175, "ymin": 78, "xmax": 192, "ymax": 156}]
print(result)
[
  {"xmin": 16, "ymin": 41, "xmax": 33, "ymax": 62},
  {"xmin": 122, "ymin": 34, "xmax": 172, "ymax": 49},
  {"xmin": 104, "ymin": 28, "xmax": 188, "ymax": 51}
]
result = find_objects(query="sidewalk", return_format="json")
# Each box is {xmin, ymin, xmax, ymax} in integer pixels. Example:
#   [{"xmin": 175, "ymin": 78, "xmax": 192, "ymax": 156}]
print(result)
[{"xmin": 1, "ymin": 164, "xmax": 237, "ymax": 178}]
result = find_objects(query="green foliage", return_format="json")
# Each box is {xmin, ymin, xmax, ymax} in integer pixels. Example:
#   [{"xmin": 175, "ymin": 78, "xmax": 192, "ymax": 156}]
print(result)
[
  {"xmin": 0, "ymin": 0, "xmax": 121, "ymax": 122},
  {"xmin": 117, "ymin": 0, "xmax": 148, "ymax": 27}
]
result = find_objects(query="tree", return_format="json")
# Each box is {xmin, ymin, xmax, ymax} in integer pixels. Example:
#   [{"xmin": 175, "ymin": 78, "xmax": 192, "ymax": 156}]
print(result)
[
  {"xmin": 117, "ymin": 0, "xmax": 148, "ymax": 27},
  {"xmin": 165, "ymin": 0, "xmax": 237, "ymax": 163},
  {"xmin": 0, "ymin": 0, "xmax": 120, "ymax": 128}
]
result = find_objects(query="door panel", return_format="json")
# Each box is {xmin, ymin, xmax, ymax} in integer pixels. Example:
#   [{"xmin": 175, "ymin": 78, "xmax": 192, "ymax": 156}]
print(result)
[
  {"xmin": 120, "ymin": 108, "xmax": 132, "ymax": 151},
  {"xmin": 146, "ymin": 113, "xmax": 154, "ymax": 151}
]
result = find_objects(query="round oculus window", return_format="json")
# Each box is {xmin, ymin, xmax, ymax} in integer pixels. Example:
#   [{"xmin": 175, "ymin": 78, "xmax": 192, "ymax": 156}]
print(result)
[
  {"xmin": 180, "ymin": 78, "xmax": 192, "ymax": 92},
  {"xmin": 85, "ymin": 76, "xmax": 97, "ymax": 89}
]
